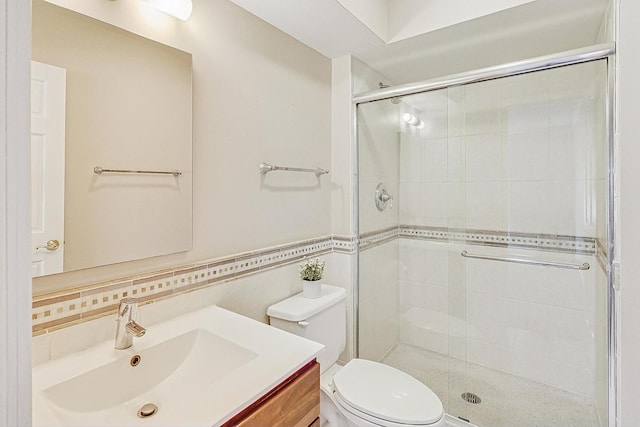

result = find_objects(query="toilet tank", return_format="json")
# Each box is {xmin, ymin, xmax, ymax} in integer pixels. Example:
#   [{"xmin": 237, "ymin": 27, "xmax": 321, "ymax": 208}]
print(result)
[{"xmin": 267, "ymin": 284, "xmax": 346, "ymax": 373}]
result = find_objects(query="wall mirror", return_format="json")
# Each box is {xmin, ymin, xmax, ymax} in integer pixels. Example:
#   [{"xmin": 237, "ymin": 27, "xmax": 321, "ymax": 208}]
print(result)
[{"xmin": 31, "ymin": 0, "xmax": 193, "ymax": 278}]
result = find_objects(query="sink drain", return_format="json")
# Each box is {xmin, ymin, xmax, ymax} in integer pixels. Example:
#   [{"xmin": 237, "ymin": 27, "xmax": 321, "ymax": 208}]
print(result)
[
  {"xmin": 130, "ymin": 355, "xmax": 142, "ymax": 367},
  {"xmin": 137, "ymin": 403, "xmax": 158, "ymax": 418},
  {"xmin": 461, "ymin": 392, "xmax": 481, "ymax": 404}
]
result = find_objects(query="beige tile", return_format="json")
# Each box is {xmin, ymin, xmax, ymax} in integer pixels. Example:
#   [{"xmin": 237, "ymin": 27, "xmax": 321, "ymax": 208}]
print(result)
[
  {"xmin": 49, "ymin": 315, "xmax": 115, "ymax": 361},
  {"xmin": 33, "ymin": 292, "xmax": 80, "ymax": 308},
  {"xmin": 32, "ymin": 333, "xmax": 51, "ymax": 367}
]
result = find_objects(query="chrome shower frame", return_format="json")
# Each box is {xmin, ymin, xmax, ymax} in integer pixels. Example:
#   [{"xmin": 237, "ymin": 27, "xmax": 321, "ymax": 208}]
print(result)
[{"xmin": 352, "ymin": 42, "xmax": 618, "ymax": 427}]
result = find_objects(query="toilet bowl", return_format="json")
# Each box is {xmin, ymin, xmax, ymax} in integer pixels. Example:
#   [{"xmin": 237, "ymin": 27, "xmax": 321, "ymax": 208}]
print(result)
[
  {"xmin": 321, "ymin": 361, "xmax": 445, "ymax": 427},
  {"xmin": 267, "ymin": 284, "xmax": 445, "ymax": 427}
]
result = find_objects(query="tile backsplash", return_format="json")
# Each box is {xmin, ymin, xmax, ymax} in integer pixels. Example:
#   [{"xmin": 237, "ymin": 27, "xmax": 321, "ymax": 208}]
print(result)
[
  {"xmin": 35, "ymin": 225, "xmax": 598, "ymax": 334},
  {"xmin": 32, "ymin": 235, "xmax": 356, "ymax": 335}
]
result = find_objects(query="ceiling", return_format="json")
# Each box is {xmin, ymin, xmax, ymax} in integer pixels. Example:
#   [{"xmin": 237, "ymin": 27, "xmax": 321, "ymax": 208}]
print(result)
[{"xmin": 227, "ymin": 0, "xmax": 609, "ymax": 85}]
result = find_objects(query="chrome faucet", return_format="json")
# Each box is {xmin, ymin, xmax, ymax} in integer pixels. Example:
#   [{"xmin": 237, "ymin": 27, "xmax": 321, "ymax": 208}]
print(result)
[
  {"xmin": 115, "ymin": 298, "xmax": 146, "ymax": 350},
  {"xmin": 375, "ymin": 183, "xmax": 394, "ymax": 211}
]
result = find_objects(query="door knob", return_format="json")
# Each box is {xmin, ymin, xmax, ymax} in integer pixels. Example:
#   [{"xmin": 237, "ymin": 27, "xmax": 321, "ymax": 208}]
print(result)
[{"xmin": 36, "ymin": 239, "xmax": 60, "ymax": 251}]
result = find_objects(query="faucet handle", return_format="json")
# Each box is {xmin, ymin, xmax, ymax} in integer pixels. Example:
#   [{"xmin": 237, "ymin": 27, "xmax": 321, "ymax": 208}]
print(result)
[
  {"xmin": 115, "ymin": 297, "xmax": 145, "ymax": 350},
  {"xmin": 118, "ymin": 297, "xmax": 139, "ymax": 317},
  {"xmin": 126, "ymin": 321, "xmax": 146, "ymax": 337},
  {"xmin": 375, "ymin": 183, "xmax": 394, "ymax": 211}
]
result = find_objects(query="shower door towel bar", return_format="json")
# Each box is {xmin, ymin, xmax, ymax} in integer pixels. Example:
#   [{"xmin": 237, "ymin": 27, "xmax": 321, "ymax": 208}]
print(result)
[
  {"xmin": 94, "ymin": 166, "xmax": 182, "ymax": 176},
  {"xmin": 460, "ymin": 250, "xmax": 590, "ymax": 271},
  {"xmin": 259, "ymin": 162, "xmax": 329, "ymax": 176}
]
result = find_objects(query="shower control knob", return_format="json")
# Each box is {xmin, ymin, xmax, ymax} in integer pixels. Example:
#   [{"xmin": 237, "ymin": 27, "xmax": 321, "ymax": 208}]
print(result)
[{"xmin": 375, "ymin": 183, "xmax": 394, "ymax": 211}]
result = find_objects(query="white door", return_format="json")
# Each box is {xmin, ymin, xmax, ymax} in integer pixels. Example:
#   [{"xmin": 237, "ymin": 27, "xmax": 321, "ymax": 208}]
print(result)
[{"xmin": 31, "ymin": 61, "xmax": 66, "ymax": 277}]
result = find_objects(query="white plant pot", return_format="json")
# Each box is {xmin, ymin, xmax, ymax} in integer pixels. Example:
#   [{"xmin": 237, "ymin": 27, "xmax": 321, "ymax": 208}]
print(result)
[{"xmin": 302, "ymin": 280, "xmax": 322, "ymax": 299}]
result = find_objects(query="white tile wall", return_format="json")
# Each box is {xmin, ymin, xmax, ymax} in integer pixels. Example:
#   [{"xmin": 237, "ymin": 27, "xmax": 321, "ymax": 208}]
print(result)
[
  {"xmin": 399, "ymin": 133, "xmax": 423, "ymax": 183},
  {"xmin": 399, "ymin": 182, "xmax": 424, "ymax": 225},
  {"xmin": 359, "ymin": 240, "xmax": 399, "ymax": 362},
  {"xmin": 398, "ymin": 60, "xmax": 605, "ymax": 237},
  {"xmin": 465, "ymin": 182, "xmax": 503, "ymax": 230},
  {"xmin": 398, "ymin": 239, "xmax": 598, "ymax": 398},
  {"xmin": 357, "ymin": 104, "xmax": 400, "ymax": 233},
  {"xmin": 464, "ymin": 79, "xmax": 503, "ymax": 136},
  {"xmin": 465, "ymin": 133, "xmax": 503, "ymax": 182},
  {"xmin": 423, "ymin": 183, "xmax": 450, "ymax": 226},
  {"xmin": 423, "ymin": 138, "xmax": 449, "ymax": 183},
  {"xmin": 505, "ymin": 130, "xmax": 550, "ymax": 181}
]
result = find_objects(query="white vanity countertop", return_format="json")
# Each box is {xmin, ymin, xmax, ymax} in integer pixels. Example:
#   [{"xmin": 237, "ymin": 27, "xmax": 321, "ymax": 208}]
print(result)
[{"xmin": 32, "ymin": 305, "xmax": 324, "ymax": 427}]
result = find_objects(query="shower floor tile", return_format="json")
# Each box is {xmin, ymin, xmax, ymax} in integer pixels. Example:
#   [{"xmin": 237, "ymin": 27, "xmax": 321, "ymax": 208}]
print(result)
[{"xmin": 381, "ymin": 344, "xmax": 600, "ymax": 427}]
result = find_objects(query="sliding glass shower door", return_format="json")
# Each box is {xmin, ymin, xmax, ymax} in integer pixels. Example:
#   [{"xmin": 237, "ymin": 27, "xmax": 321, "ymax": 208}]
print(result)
[{"xmin": 357, "ymin": 58, "xmax": 610, "ymax": 427}]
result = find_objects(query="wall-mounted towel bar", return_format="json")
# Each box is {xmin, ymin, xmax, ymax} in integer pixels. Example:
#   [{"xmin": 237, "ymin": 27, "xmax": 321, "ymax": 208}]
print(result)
[
  {"xmin": 259, "ymin": 162, "xmax": 329, "ymax": 177},
  {"xmin": 461, "ymin": 250, "xmax": 590, "ymax": 270},
  {"xmin": 94, "ymin": 166, "xmax": 182, "ymax": 176}
]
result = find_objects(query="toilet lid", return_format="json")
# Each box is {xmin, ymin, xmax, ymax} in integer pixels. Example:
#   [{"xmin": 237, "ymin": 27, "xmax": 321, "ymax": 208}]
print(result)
[{"xmin": 332, "ymin": 359, "xmax": 443, "ymax": 426}]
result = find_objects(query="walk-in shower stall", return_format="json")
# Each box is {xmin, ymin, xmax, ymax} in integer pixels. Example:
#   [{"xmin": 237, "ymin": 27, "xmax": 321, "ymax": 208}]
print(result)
[{"xmin": 355, "ymin": 45, "xmax": 615, "ymax": 427}]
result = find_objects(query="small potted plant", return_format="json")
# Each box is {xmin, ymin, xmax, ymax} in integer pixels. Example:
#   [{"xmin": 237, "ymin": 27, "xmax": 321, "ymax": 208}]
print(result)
[{"xmin": 299, "ymin": 258, "xmax": 325, "ymax": 299}]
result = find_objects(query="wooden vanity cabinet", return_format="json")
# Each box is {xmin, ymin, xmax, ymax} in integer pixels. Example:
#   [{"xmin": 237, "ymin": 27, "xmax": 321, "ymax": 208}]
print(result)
[{"xmin": 222, "ymin": 360, "xmax": 320, "ymax": 427}]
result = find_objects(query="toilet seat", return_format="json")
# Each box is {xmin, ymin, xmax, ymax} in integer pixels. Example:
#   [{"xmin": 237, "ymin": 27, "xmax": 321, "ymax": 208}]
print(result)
[{"xmin": 332, "ymin": 359, "xmax": 444, "ymax": 426}]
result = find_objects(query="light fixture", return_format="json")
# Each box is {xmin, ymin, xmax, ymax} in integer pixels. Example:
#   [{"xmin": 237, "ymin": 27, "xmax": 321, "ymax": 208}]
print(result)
[
  {"xmin": 146, "ymin": 0, "xmax": 193, "ymax": 21},
  {"xmin": 402, "ymin": 112, "xmax": 424, "ymax": 128}
]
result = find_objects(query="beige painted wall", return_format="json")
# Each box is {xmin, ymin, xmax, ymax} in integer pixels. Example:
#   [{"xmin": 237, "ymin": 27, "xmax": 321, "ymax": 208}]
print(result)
[
  {"xmin": 32, "ymin": 0, "xmax": 193, "ymax": 272},
  {"xmin": 33, "ymin": 0, "xmax": 332, "ymax": 295}
]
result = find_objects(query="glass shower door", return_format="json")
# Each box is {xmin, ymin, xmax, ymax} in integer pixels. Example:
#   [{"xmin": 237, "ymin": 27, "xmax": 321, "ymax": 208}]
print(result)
[
  {"xmin": 451, "ymin": 60, "xmax": 609, "ymax": 426},
  {"xmin": 356, "ymin": 57, "xmax": 610, "ymax": 427},
  {"xmin": 356, "ymin": 87, "xmax": 401, "ymax": 364}
]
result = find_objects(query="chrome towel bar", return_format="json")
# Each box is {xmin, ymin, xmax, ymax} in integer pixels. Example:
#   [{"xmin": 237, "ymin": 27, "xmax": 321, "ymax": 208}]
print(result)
[
  {"xmin": 461, "ymin": 250, "xmax": 590, "ymax": 270},
  {"xmin": 94, "ymin": 166, "xmax": 182, "ymax": 176},
  {"xmin": 259, "ymin": 162, "xmax": 329, "ymax": 177}
]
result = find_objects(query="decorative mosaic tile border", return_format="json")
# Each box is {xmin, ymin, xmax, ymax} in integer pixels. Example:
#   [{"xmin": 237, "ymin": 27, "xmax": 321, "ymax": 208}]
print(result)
[
  {"xmin": 332, "ymin": 235, "xmax": 358, "ymax": 253},
  {"xmin": 360, "ymin": 225, "xmax": 606, "ymax": 260},
  {"xmin": 32, "ymin": 226, "xmax": 604, "ymax": 335},
  {"xmin": 398, "ymin": 225, "xmax": 597, "ymax": 255},
  {"xmin": 359, "ymin": 226, "xmax": 398, "ymax": 250},
  {"xmin": 32, "ymin": 235, "xmax": 355, "ymax": 335},
  {"xmin": 360, "ymin": 225, "xmax": 606, "ymax": 273},
  {"xmin": 358, "ymin": 225, "xmax": 597, "ymax": 255}
]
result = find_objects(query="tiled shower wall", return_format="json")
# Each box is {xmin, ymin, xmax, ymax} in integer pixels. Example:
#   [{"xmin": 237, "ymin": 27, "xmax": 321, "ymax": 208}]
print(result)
[
  {"xmin": 359, "ymin": 239, "xmax": 399, "ymax": 362},
  {"xmin": 399, "ymin": 61, "xmax": 606, "ymax": 235},
  {"xmin": 399, "ymin": 238, "xmax": 598, "ymax": 397},
  {"xmin": 391, "ymin": 61, "xmax": 609, "ymax": 400}
]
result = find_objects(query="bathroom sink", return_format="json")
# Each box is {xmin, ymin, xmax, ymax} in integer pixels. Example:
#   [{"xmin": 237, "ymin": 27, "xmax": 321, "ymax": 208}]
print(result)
[
  {"xmin": 44, "ymin": 329, "xmax": 257, "ymax": 413},
  {"xmin": 32, "ymin": 305, "xmax": 324, "ymax": 426}
]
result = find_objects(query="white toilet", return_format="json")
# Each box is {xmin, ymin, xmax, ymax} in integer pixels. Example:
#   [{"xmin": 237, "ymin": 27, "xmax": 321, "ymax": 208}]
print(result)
[{"xmin": 267, "ymin": 284, "xmax": 446, "ymax": 427}]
